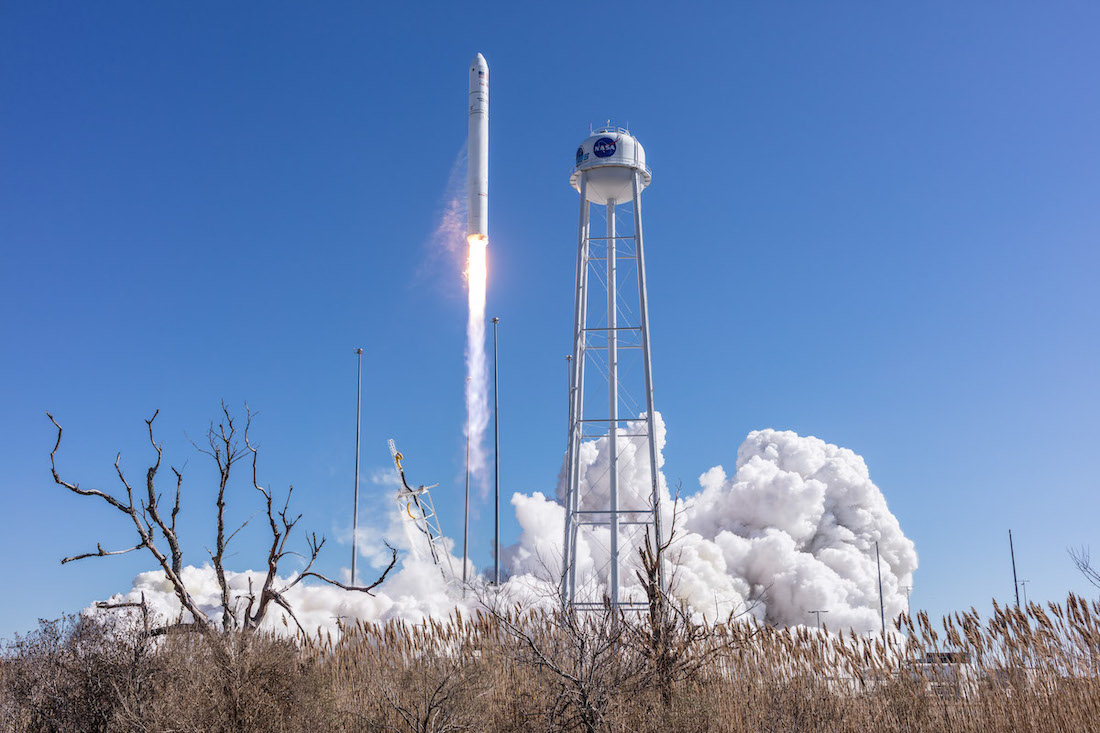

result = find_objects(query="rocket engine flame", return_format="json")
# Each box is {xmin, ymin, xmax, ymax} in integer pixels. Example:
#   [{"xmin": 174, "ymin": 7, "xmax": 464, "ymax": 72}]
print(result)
[
  {"xmin": 466, "ymin": 235, "xmax": 487, "ymax": 311},
  {"xmin": 465, "ymin": 234, "xmax": 490, "ymax": 487}
]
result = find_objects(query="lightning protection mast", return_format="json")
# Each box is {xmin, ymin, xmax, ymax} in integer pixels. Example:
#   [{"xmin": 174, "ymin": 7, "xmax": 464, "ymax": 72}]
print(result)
[{"xmin": 561, "ymin": 125, "xmax": 662, "ymax": 610}]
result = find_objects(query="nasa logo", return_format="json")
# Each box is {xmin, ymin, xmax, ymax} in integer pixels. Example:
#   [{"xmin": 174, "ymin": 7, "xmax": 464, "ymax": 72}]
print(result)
[
  {"xmin": 576, "ymin": 147, "xmax": 587, "ymax": 165},
  {"xmin": 593, "ymin": 137, "xmax": 616, "ymax": 158}
]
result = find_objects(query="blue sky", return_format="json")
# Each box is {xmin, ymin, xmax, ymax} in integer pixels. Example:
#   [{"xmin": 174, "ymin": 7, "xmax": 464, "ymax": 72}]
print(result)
[{"xmin": 2, "ymin": 1, "xmax": 1098, "ymax": 638}]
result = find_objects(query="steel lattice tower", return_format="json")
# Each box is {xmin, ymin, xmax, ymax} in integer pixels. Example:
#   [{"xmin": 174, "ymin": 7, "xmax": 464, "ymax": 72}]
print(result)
[{"xmin": 561, "ymin": 126, "xmax": 663, "ymax": 609}]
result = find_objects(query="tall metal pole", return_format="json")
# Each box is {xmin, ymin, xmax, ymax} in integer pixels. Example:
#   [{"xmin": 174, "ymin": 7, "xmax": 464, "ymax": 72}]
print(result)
[
  {"xmin": 492, "ymin": 316, "xmax": 500, "ymax": 585},
  {"xmin": 351, "ymin": 348, "xmax": 363, "ymax": 585},
  {"xmin": 1009, "ymin": 529, "xmax": 1021, "ymax": 607},
  {"xmin": 560, "ymin": 354, "xmax": 572, "ymax": 603},
  {"xmin": 875, "ymin": 541, "xmax": 885, "ymax": 635},
  {"xmin": 1019, "ymin": 579, "xmax": 1030, "ymax": 606},
  {"xmin": 463, "ymin": 377, "xmax": 470, "ymax": 585},
  {"xmin": 810, "ymin": 609, "xmax": 828, "ymax": 631}
]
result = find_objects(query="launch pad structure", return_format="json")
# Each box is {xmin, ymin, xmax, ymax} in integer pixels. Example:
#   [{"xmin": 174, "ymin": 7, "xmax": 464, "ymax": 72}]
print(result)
[
  {"xmin": 390, "ymin": 439, "xmax": 455, "ymax": 580},
  {"xmin": 561, "ymin": 126, "xmax": 663, "ymax": 610}
]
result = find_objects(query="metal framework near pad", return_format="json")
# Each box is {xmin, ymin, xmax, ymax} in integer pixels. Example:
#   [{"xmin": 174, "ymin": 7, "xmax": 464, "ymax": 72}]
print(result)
[
  {"xmin": 389, "ymin": 439, "xmax": 454, "ymax": 582},
  {"xmin": 561, "ymin": 170, "xmax": 663, "ymax": 609}
]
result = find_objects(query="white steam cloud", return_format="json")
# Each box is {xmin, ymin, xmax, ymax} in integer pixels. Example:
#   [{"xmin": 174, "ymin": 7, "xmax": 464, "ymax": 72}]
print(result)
[{"xmin": 93, "ymin": 418, "xmax": 916, "ymax": 635}]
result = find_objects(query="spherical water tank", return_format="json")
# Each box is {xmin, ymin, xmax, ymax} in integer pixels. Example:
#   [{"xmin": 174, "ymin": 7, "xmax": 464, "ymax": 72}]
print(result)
[{"xmin": 570, "ymin": 127, "xmax": 652, "ymax": 205}]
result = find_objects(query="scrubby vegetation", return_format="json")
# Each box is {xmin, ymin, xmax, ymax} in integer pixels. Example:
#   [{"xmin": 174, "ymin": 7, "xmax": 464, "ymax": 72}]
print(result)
[{"xmin": 3, "ymin": 593, "xmax": 1100, "ymax": 732}]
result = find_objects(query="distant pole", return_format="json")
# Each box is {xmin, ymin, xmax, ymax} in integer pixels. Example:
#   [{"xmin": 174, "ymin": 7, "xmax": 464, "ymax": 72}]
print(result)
[
  {"xmin": 810, "ymin": 609, "xmax": 828, "ymax": 631},
  {"xmin": 463, "ymin": 377, "xmax": 471, "ymax": 585},
  {"xmin": 875, "ymin": 541, "xmax": 886, "ymax": 635},
  {"xmin": 351, "ymin": 348, "xmax": 363, "ymax": 586},
  {"xmin": 1020, "ymin": 579, "xmax": 1030, "ymax": 607},
  {"xmin": 901, "ymin": 586, "xmax": 912, "ymax": 615},
  {"xmin": 492, "ymin": 316, "xmax": 500, "ymax": 585},
  {"xmin": 1010, "ymin": 529, "xmax": 1021, "ymax": 607},
  {"xmin": 561, "ymin": 354, "xmax": 573, "ymax": 604}
]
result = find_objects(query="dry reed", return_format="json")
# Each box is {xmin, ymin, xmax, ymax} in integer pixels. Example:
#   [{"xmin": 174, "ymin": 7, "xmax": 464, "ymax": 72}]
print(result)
[{"xmin": 3, "ymin": 594, "xmax": 1099, "ymax": 731}]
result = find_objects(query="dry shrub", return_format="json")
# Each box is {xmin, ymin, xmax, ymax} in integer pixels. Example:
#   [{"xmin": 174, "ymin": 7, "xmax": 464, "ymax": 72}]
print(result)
[
  {"xmin": 5, "ymin": 593, "xmax": 1100, "ymax": 732},
  {"xmin": 1, "ymin": 615, "xmax": 328, "ymax": 733},
  {"xmin": 112, "ymin": 629, "xmax": 328, "ymax": 732},
  {"xmin": 1, "ymin": 612, "xmax": 150, "ymax": 732}
]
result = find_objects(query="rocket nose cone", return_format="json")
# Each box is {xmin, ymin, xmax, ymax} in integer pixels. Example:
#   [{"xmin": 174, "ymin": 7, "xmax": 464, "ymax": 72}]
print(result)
[{"xmin": 472, "ymin": 52, "xmax": 487, "ymax": 69}]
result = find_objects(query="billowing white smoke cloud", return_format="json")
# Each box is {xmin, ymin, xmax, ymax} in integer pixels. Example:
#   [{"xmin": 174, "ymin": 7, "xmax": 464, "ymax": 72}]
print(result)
[
  {"xmin": 678, "ymin": 429, "xmax": 917, "ymax": 629},
  {"xmin": 94, "ymin": 416, "xmax": 916, "ymax": 635},
  {"xmin": 504, "ymin": 414, "xmax": 916, "ymax": 631}
]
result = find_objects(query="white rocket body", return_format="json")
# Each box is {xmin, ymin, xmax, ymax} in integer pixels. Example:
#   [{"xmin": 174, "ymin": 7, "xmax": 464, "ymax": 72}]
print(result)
[{"xmin": 467, "ymin": 53, "xmax": 488, "ymax": 240}]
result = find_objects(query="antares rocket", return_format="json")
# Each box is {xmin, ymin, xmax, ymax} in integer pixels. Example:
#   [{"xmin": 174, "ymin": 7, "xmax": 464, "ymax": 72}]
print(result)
[{"xmin": 467, "ymin": 53, "xmax": 488, "ymax": 241}]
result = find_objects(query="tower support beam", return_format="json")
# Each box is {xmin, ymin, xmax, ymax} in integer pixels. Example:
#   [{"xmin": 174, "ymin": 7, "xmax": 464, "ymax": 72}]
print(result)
[
  {"xmin": 606, "ymin": 200, "xmax": 620, "ymax": 605},
  {"xmin": 562, "ymin": 174, "xmax": 590, "ymax": 605},
  {"xmin": 632, "ymin": 171, "xmax": 663, "ymax": 593}
]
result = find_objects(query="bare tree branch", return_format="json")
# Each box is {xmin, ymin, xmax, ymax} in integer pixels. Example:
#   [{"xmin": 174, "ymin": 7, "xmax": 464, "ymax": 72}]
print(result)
[
  {"xmin": 224, "ymin": 511, "xmax": 258, "ymax": 547},
  {"xmin": 137, "ymin": 412, "xmax": 184, "ymax": 582},
  {"xmin": 62, "ymin": 541, "xmax": 145, "ymax": 565},
  {"xmin": 140, "ymin": 411, "xmax": 188, "ymax": 582},
  {"xmin": 47, "ymin": 413, "xmax": 133, "ymax": 516},
  {"xmin": 245, "ymin": 432, "xmax": 298, "ymax": 629},
  {"xmin": 300, "ymin": 542, "xmax": 399, "ymax": 596},
  {"xmin": 169, "ymin": 465, "xmax": 183, "ymax": 536},
  {"xmin": 207, "ymin": 401, "xmax": 251, "ymax": 631},
  {"xmin": 1070, "ymin": 546, "xmax": 1100, "ymax": 590},
  {"xmin": 47, "ymin": 412, "xmax": 211, "ymax": 629},
  {"xmin": 268, "ymin": 590, "xmax": 306, "ymax": 635}
]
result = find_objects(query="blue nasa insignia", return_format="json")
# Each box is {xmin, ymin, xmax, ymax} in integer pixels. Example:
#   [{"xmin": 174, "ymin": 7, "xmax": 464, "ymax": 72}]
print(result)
[{"xmin": 593, "ymin": 137, "xmax": 616, "ymax": 158}]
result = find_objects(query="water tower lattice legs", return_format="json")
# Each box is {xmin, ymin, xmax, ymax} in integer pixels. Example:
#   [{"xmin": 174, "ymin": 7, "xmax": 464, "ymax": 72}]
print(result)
[{"xmin": 562, "ymin": 169, "xmax": 662, "ymax": 610}]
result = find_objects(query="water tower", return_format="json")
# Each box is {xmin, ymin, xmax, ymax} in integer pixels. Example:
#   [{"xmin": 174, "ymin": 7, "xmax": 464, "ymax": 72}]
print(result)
[{"xmin": 561, "ymin": 125, "xmax": 663, "ymax": 609}]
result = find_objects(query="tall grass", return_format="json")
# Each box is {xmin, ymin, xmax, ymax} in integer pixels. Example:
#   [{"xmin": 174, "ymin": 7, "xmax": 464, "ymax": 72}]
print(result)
[{"xmin": 3, "ymin": 594, "xmax": 1099, "ymax": 731}]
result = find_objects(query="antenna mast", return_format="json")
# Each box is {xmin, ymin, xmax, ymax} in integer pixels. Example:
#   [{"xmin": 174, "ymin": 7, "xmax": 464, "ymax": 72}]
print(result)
[
  {"xmin": 1009, "ymin": 529, "xmax": 1021, "ymax": 607},
  {"xmin": 351, "ymin": 348, "xmax": 363, "ymax": 585}
]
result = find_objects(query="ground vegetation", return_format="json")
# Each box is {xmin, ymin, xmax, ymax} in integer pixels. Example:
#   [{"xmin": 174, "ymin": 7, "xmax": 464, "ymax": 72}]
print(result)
[{"xmin": 4, "ymin": 593, "xmax": 1100, "ymax": 732}]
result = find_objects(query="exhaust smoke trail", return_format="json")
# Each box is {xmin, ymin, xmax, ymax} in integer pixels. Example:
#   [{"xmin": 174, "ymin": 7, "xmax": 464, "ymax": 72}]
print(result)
[
  {"xmin": 465, "ymin": 234, "xmax": 489, "ymax": 487},
  {"xmin": 424, "ymin": 149, "xmax": 488, "ymax": 488}
]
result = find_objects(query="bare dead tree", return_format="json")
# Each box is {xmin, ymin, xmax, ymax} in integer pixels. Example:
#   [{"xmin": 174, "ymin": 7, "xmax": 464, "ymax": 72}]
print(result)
[
  {"xmin": 478, "ymin": 486, "xmax": 756, "ymax": 723},
  {"xmin": 48, "ymin": 410, "xmax": 209, "ymax": 630},
  {"xmin": 47, "ymin": 406, "xmax": 399, "ymax": 635},
  {"xmin": 626, "ymin": 526, "xmax": 733, "ymax": 706},
  {"xmin": 482, "ymin": 602, "xmax": 640, "ymax": 733}
]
